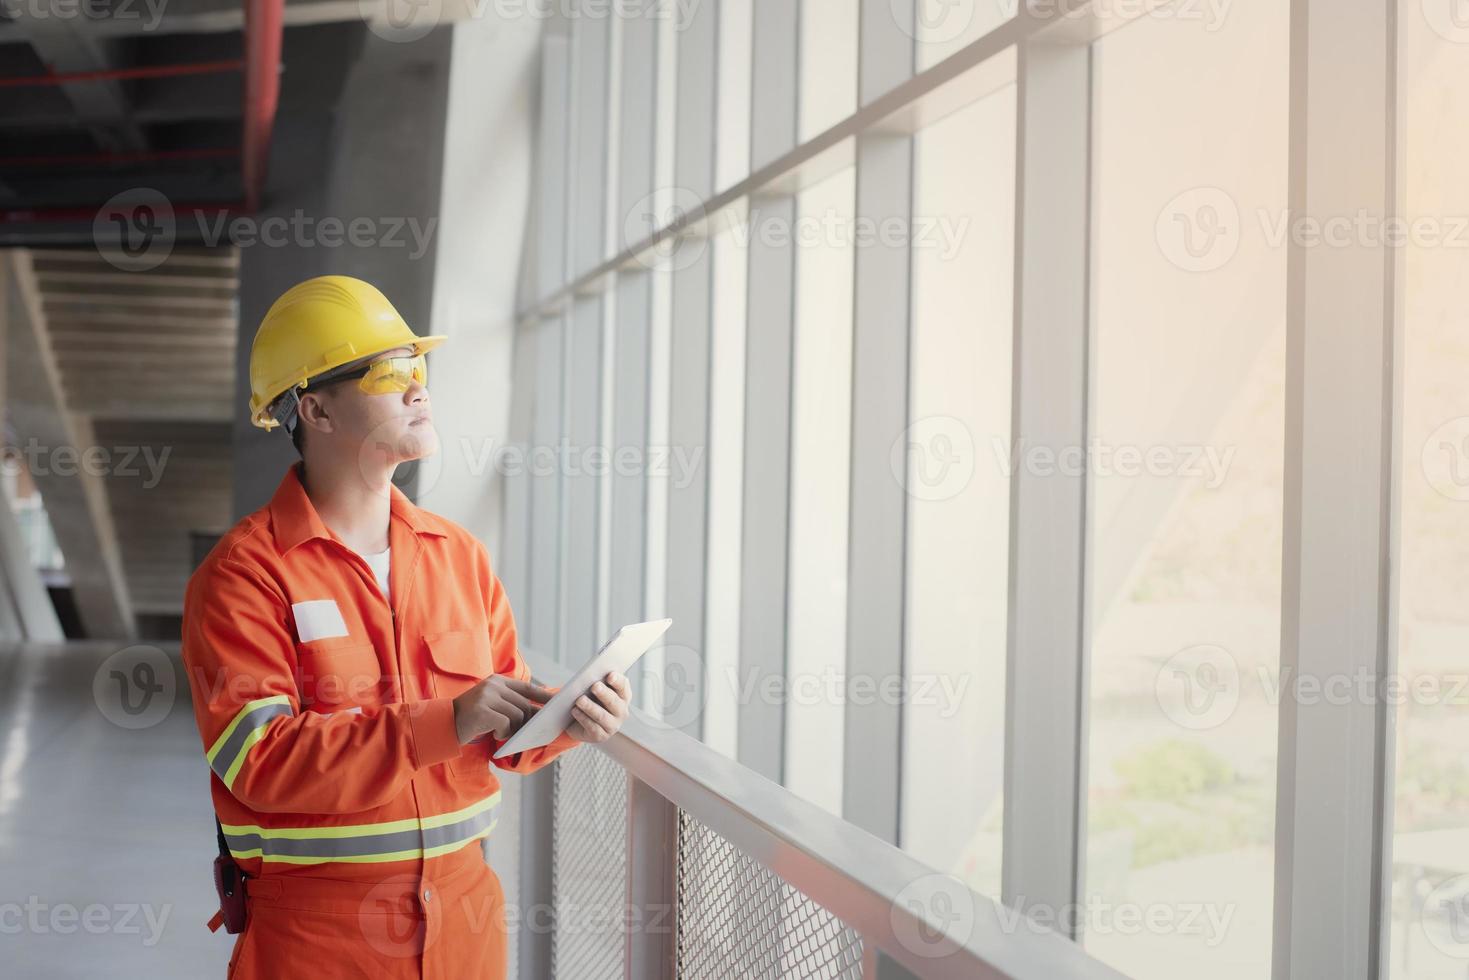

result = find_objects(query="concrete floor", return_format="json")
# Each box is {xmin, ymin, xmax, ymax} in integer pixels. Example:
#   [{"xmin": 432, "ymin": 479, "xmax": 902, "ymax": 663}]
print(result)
[{"xmin": 0, "ymin": 642, "xmax": 229, "ymax": 978}]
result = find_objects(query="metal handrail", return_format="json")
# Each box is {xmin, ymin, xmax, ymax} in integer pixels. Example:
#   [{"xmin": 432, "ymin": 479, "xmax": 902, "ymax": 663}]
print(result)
[{"xmin": 524, "ymin": 650, "xmax": 1126, "ymax": 980}]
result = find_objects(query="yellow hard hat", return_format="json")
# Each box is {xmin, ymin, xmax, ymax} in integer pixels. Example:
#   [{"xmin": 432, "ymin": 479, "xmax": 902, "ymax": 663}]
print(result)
[{"xmin": 248, "ymin": 275, "xmax": 446, "ymax": 430}]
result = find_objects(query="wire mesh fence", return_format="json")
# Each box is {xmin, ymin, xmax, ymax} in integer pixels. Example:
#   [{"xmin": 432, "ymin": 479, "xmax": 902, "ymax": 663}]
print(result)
[
  {"xmin": 673, "ymin": 809, "xmax": 865, "ymax": 979},
  {"xmin": 545, "ymin": 745, "xmax": 867, "ymax": 979},
  {"xmin": 550, "ymin": 745, "xmax": 630, "ymax": 980}
]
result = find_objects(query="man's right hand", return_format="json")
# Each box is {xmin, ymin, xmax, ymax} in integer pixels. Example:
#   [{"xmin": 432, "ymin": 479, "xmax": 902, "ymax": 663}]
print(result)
[{"xmin": 452, "ymin": 675, "xmax": 555, "ymax": 745}]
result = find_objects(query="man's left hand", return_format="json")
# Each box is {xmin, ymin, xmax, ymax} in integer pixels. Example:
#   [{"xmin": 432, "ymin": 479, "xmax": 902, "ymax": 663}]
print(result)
[{"xmin": 567, "ymin": 671, "xmax": 632, "ymax": 744}]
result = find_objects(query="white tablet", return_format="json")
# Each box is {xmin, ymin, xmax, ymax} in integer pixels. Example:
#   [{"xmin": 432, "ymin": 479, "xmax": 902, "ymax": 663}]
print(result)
[{"xmin": 492, "ymin": 618, "xmax": 673, "ymax": 759}]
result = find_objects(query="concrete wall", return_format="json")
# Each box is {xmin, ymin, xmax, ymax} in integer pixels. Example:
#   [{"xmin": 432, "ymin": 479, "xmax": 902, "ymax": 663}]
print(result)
[{"xmin": 419, "ymin": 18, "xmax": 542, "ymax": 556}]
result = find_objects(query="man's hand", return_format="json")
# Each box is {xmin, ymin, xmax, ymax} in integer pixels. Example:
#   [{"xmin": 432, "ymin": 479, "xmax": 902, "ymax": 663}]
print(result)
[
  {"xmin": 566, "ymin": 671, "xmax": 632, "ymax": 744},
  {"xmin": 452, "ymin": 675, "xmax": 553, "ymax": 745}
]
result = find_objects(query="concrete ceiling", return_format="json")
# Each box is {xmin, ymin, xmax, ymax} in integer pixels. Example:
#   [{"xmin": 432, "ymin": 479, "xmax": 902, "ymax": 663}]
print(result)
[
  {"xmin": 30, "ymin": 245, "xmax": 238, "ymax": 419},
  {"xmin": 0, "ymin": 0, "xmax": 369, "ymax": 242},
  {"xmin": 0, "ymin": 0, "xmax": 384, "ymax": 630}
]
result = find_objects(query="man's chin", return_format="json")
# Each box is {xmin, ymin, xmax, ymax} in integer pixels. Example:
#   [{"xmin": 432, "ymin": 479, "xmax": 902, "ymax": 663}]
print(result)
[
  {"xmin": 397, "ymin": 426, "xmax": 440, "ymax": 461},
  {"xmin": 356, "ymin": 422, "xmax": 440, "ymax": 470}
]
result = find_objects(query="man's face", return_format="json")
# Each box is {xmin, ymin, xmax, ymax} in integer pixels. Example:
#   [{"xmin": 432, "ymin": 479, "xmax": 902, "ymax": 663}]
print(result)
[{"xmin": 305, "ymin": 345, "xmax": 439, "ymax": 465}]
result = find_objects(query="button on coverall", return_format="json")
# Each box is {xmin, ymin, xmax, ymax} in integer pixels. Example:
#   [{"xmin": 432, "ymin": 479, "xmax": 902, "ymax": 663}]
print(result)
[{"xmin": 181, "ymin": 461, "xmax": 580, "ymax": 979}]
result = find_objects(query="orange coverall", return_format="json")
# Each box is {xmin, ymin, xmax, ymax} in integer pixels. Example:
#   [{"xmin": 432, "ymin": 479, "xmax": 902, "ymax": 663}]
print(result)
[{"xmin": 181, "ymin": 460, "xmax": 580, "ymax": 979}]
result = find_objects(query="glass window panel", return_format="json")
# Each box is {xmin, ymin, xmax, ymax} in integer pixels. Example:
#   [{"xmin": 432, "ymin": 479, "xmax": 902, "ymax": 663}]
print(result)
[
  {"xmin": 799, "ymin": 0, "xmax": 858, "ymax": 142},
  {"xmin": 704, "ymin": 207, "xmax": 752, "ymax": 761},
  {"xmin": 530, "ymin": 316, "xmax": 567, "ymax": 659},
  {"xmin": 604, "ymin": 16, "xmax": 624, "ymax": 262},
  {"xmin": 1389, "ymin": 6, "xmax": 1469, "ymax": 977},
  {"xmin": 716, "ymin": 0, "xmax": 754, "ymax": 192},
  {"xmin": 652, "ymin": 0, "xmax": 679, "ymax": 236},
  {"xmin": 785, "ymin": 167, "xmax": 857, "ymax": 816},
  {"xmin": 643, "ymin": 270, "xmax": 672, "ymax": 683},
  {"xmin": 1083, "ymin": 6, "xmax": 1287, "ymax": 978},
  {"xmin": 900, "ymin": 83, "xmax": 1016, "ymax": 899},
  {"xmin": 643, "ymin": 5, "xmax": 679, "ymax": 656},
  {"xmin": 596, "ymin": 287, "xmax": 617, "ymax": 644},
  {"xmin": 914, "ymin": 0, "xmax": 1012, "ymax": 73}
]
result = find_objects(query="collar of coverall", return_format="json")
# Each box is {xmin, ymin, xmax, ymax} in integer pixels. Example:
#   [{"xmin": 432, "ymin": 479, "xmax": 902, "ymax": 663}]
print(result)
[{"xmin": 268, "ymin": 460, "xmax": 450, "ymax": 556}]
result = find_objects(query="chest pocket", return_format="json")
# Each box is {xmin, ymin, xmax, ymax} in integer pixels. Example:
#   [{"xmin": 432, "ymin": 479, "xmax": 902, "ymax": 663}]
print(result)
[
  {"xmin": 424, "ymin": 628, "xmax": 497, "ymax": 778},
  {"xmin": 296, "ymin": 637, "xmax": 382, "ymax": 710},
  {"xmin": 423, "ymin": 628, "xmax": 494, "ymax": 700}
]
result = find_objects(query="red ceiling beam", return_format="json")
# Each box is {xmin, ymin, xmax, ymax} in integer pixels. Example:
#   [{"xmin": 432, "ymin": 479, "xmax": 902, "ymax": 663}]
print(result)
[
  {"xmin": 0, "ymin": 0, "xmax": 285, "ymax": 225},
  {"xmin": 242, "ymin": 0, "xmax": 285, "ymax": 213},
  {"xmin": 0, "ymin": 202, "xmax": 244, "ymax": 225},
  {"xmin": 0, "ymin": 148, "xmax": 239, "ymax": 169},
  {"xmin": 0, "ymin": 59, "xmax": 245, "ymax": 88}
]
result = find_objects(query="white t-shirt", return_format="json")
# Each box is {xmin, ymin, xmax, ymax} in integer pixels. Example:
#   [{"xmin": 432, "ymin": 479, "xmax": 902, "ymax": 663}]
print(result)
[{"xmin": 353, "ymin": 545, "xmax": 391, "ymax": 602}]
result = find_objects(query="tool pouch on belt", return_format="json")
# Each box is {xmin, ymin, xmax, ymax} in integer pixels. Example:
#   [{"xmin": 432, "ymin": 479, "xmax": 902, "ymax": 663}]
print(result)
[{"xmin": 209, "ymin": 817, "xmax": 249, "ymax": 934}]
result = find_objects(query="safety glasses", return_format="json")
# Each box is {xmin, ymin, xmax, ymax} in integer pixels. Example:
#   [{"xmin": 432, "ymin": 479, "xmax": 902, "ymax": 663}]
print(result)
[
  {"xmin": 356, "ymin": 354, "xmax": 427, "ymax": 395},
  {"xmin": 308, "ymin": 352, "xmax": 427, "ymax": 396}
]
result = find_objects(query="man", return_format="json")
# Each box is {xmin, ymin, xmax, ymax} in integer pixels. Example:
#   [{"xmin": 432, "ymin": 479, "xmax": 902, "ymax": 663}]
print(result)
[{"xmin": 181, "ymin": 275, "xmax": 631, "ymax": 978}]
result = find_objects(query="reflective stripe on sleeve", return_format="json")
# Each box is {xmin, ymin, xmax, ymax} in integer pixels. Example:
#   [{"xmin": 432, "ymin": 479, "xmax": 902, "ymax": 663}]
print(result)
[{"xmin": 206, "ymin": 695, "xmax": 295, "ymax": 789}]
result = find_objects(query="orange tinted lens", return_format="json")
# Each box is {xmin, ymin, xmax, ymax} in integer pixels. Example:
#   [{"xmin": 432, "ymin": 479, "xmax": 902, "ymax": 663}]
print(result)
[{"xmin": 359, "ymin": 355, "xmax": 426, "ymax": 394}]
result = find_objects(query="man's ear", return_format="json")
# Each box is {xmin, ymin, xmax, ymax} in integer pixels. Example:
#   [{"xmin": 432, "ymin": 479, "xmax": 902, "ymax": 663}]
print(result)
[{"xmin": 297, "ymin": 390, "xmax": 335, "ymax": 437}]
